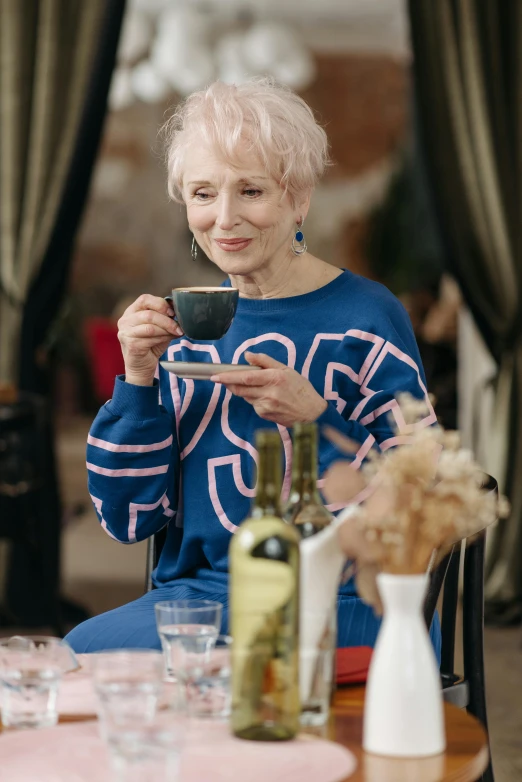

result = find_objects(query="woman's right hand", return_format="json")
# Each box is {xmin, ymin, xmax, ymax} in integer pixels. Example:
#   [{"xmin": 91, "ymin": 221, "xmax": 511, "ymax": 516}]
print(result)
[{"xmin": 117, "ymin": 294, "xmax": 183, "ymax": 386}]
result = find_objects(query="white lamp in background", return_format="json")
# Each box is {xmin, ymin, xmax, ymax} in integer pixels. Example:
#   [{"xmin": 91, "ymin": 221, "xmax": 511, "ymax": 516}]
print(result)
[
  {"xmin": 215, "ymin": 32, "xmax": 255, "ymax": 85},
  {"xmin": 110, "ymin": 3, "xmax": 317, "ymax": 107},
  {"xmin": 242, "ymin": 23, "xmax": 298, "ymax": 73},
  {"xmin": 271, "ymin": 54, "xmax": 316, "ymax": 92},
  {"xmin": 168, "ymin": 55, "xmax": 217, "ymax": 96},
  {"xmin": 131, "ymin": 60, "xmax": 171, "ymax": 104},
  {"xmin": 242, "ymin": 22, "xmax": 316, "ymax": 91},
  {"xmin": 151, "ymin": 5, "xmax": 216, "ymax": 95},
  {"xmin": 151, "ymin": 38, "xmax": 216, "ymax": 95}
]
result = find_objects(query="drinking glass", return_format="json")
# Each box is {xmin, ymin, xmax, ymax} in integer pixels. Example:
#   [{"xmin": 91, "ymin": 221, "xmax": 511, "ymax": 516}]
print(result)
[
  {"xmin": 299, "ymin": 646, "xmax": 335, "ymax": 727},
  {"xmin": 107, "ymin": 710, "xmax": 185, "ymax": 782},
  {"xmin": 154, "ymin": 600, "xmax": 223, "ymax": 684},
  {"xmin": 91, "ymin": 649, "xmax": 165, "ymax": 740},
  {"xmin": 0, "ymin": 636, "xmax": 76, "ymax": 729},
  {"xmin": 299, "ymin": 610, "xmax": 337, "ymax": 727},
  {"xmin": 185, "ymin": 635, "xmax": 231, "ymax": 719}
]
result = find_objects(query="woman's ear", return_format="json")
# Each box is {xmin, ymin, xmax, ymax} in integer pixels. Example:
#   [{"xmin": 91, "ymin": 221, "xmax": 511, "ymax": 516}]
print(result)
[{"xmin": 295, "ymin": 190, "xmax": 312, "ymax": 223}]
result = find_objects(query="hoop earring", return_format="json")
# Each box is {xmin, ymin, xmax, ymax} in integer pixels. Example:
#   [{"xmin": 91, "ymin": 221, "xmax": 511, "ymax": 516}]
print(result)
[
  {"xmin": 292, "ymin": 219, "xmax": 307, "ymax": 256},
  {"xmin": 191, "ymin": 236, "xmax": 198, "ymax": 262}
]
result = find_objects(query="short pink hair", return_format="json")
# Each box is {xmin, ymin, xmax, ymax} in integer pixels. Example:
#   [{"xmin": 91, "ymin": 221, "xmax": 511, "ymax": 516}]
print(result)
[{"xmin": 163, "ymin": 78, "xmax": 330, "ymax": 204}]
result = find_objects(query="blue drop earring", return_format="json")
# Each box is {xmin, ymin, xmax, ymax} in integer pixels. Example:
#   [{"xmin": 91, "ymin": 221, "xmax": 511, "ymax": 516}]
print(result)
[{"xmin": 292, "ymin": 218, "xmax": 307, "ymax": 256}]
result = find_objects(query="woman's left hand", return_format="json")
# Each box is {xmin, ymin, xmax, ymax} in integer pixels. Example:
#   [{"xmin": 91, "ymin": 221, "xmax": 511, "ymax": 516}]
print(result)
[{"xmin": 211, "ymin": 351, "xmax": 327, "ymax": 428}]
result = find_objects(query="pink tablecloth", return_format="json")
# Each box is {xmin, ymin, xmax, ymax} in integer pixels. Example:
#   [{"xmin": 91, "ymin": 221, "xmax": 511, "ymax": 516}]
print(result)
[
  {"xmin": 0, "ymin": 720, "xmax": 357, "ymax": 782},
  {"xmin": 57, "ymin": 670, "xmax": 98, "ymax": 718}
]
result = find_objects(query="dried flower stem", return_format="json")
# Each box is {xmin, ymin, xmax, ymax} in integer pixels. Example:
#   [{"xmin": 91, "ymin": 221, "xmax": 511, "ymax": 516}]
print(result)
[{"xmin": 327, "ymin": 393, "xmax": 509, "ymax": 609}]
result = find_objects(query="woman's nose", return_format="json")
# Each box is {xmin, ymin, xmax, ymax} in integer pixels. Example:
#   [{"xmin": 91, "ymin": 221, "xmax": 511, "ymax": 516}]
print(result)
[{"xmin": 215, "ymin": 194, "xmax": 240, "ymax": 231}]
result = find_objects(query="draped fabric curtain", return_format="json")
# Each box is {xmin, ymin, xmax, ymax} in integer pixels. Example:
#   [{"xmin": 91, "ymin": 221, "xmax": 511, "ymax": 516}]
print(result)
[
  {"xmin": 19, "ymin": 0, "xmax": 127, "ymax": 395},
  {"xmin": 408, "ymin": 0, "xmax": 522, "ymax": 622},
  {"xmin": 0, "ymin": 0, "xmax": 126, "ymax": 627},
  {"xmin": 0, "ymin": 0, "xmax": 117, "ymax": 386}
]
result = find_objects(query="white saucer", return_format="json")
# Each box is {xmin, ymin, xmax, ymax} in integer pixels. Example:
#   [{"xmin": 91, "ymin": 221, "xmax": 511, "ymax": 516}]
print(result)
[{"xmin": 160, "ymin": 361, "xmax": 261, "ymax": 380}]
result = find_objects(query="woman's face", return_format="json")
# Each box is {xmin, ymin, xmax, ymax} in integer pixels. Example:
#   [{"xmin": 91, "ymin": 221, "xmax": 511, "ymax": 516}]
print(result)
[{"xmin": 181, "ymin": 139, "xmax": 308, "ymax": 277}]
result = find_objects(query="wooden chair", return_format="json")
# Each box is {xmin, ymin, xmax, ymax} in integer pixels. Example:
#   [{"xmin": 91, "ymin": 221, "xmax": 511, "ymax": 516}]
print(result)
[
  {"xmin": 424, "ymin": 473, "xmax": 497, "ymax": 782},
  {"xmin": 145, "ymin": 526, "xmax": 167, "ymax": 593}
]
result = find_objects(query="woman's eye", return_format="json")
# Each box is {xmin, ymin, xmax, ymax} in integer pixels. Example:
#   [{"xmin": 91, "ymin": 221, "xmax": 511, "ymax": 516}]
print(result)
[
  {"xmin": 195, "ymin": 191, "xmax": 212, "ymax": 200},
  {"xmin": 244, "ymin": 188, "xmax": 261, "ymax": 197}
]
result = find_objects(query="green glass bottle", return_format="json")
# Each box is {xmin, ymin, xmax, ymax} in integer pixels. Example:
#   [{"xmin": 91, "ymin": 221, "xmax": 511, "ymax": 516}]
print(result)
[
  {"xmin": 230, "ymin": 429, "xmax": 300, "ymax": 741},
  {"xmin": 284, "ymin": 422, "xmax": 333, "ymax": 538}
]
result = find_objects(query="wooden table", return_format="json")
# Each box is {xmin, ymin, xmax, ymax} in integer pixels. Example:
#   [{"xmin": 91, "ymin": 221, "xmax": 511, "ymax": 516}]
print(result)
[{"xmin": 305, "ymin": 686, "xmax": 489, "ymax": 782}]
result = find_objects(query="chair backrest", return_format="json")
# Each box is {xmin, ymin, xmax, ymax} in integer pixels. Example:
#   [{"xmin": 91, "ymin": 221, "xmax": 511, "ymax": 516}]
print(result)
[
  {"xmin": 145, "ymin": 525, "xmax": 168, "ymax": 592},
  {"xmin": 424, "ymin": 548, "xmax": 454, "ymax": 630},
  {"xmin": 461, "ymin": 526, "xmax": 489, "ymax": 731},
  {"xmin": 424, "ymin": 473, "xmax": 497, "ymax": 733}
]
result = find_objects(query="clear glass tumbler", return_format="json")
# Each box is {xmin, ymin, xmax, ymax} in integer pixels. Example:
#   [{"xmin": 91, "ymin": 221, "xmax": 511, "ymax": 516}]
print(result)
[
  {"xmin": 299, "ymin": 609, "xmax": 337, "ymax": 727},
  {"xmin": 185, "ymin": 635, "xmax": 232, "ymax": 719},
  {"xmin": 92, "ymin": 649, "xmax": 165, "ymax": 740},
  {"xmin": 154, "ymin": 600, "xmax": 223, "ymax": 684},
  {"xmin": 0, "ymin": 636, "xmax": 76, "ymax": 729},
  {"xmin": 107, "ymin": 711, "xmax": 185, "ymax": 782}
]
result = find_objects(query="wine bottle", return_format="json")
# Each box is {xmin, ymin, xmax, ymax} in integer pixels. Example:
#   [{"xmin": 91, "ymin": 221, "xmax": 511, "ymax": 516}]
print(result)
[
  {"xmin": 284, "ymin": 422, "xmax": 333, "ymax": 538},
  {"xmin": 230, "ymin": 429, "xmax": 300, "ymax": 741}
]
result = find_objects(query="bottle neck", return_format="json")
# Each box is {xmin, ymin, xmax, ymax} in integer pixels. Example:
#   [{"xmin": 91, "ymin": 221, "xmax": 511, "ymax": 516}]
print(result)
[
  {"xmin": 252, "ymin": 436, "xmax": 282, "ymax": 517},
  {"xmin": 290, "ymin": 428, "xmax": 322, "ymax": 502}
]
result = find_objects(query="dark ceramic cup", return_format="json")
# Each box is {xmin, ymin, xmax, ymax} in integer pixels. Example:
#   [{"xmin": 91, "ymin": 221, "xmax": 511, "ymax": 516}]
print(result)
[{"xmin": 166, "ymin": 286, "xmax": 239, "ymax": 340}]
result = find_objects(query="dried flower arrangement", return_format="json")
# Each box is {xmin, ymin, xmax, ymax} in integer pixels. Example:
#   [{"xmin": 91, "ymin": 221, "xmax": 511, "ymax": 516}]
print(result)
[{"xmin": 323, "ymin": 393, "xmax": 509, "ymax": 612}]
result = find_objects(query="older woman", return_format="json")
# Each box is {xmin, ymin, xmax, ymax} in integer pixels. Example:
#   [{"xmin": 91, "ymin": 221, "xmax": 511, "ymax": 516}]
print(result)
[{"xmin": 65, "ymin": 79, "xmax": 440, "ymax": 656}]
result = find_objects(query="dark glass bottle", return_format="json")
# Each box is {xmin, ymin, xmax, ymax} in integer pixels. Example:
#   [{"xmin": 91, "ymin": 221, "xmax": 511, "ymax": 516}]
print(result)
[{"xmin": 284, "ymin": 422, "xmax": 333, "ymax": 538}]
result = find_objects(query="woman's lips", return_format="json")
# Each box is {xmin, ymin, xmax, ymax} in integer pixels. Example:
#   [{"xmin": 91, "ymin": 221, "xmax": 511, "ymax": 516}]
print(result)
[{"xmin": 214, "ymin": 238, "xmax": 252, "ymax": 252}]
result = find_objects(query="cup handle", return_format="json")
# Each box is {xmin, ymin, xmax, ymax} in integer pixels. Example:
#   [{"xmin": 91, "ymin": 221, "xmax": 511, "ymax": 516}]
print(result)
[
  {"xmin": 164, "ymin": 295, "xmax": 176, "ymax": 320},
  {"xmin": 164, "ymin": 296, "xmax": 185, "ymax": 337}
]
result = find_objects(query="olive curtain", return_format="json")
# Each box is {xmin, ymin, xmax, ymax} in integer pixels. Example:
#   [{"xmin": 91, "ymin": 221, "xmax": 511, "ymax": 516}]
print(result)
[
  {"xmin": 409, "ymin": 0, "xmax": 522, "ymax": 622},
  {"xmin": 0, "ymin": 0, "xmax": 122, "ymax": 386}
]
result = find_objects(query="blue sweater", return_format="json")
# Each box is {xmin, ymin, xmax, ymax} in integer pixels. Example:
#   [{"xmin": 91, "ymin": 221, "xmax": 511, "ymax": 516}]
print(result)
[{"xmin": 86, "ymin": 271, "xmax": 435, "ymax": 599}]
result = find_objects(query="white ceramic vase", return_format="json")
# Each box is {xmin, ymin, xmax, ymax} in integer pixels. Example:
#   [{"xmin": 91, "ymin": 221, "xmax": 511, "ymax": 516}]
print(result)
[{"xmin": 363, "ymin": 573, "xmax": 446, "ymax": 757}]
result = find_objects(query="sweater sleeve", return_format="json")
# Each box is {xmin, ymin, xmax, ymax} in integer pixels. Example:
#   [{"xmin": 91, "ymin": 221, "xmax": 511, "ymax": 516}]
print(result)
[
  {"xmin": 86, "ymin": 375, "xmax": 179, "ymax": 543},
  {"xmin": 314, "ymin": 294, "xmax": 436, "ymax": 483}
]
